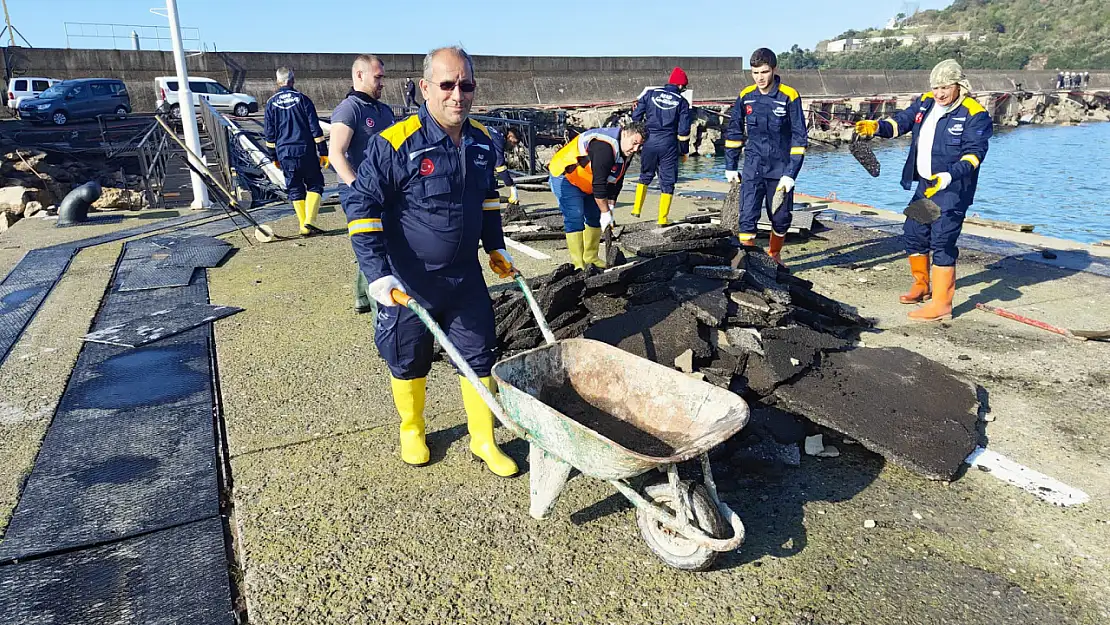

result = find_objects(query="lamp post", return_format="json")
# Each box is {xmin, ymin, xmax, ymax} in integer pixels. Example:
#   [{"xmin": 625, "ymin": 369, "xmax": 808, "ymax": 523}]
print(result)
[{"xmin": 165, "ymin": 0, "xmax": 210, "ymax": 208}]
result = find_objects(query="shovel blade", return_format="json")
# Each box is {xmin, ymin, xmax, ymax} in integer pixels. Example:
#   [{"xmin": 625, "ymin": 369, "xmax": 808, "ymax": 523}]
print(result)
[
  {"xmin": 254, "ymin": 224, "xmax": 276, "ymax": 243},
  {"xmin": 905, "ymin": 198, "xmax": 942, "ymax": 225}
]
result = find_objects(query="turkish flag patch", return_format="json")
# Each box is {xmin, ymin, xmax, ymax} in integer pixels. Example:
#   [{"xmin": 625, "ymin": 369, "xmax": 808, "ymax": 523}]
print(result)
[
  {"xmin": 745, "ymin": 105, "xmax": 753, "ymax": 115},
  {"xmin": 419, "ymin": 158, "xmax": 435, "ymax": 176},
  {"xmin": 914, "ymin": 111, "xmax": 924, "ymax": 124}
]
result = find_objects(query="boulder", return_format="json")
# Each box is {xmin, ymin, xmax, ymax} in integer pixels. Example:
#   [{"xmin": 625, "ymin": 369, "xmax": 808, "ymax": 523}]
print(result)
[
  {"xmin": 0, "ymin": 186, "xmax": 35, "ymax": 216},
  {"xmin": 92, "ymin": 187, "xmax": 148, "ymax": 210}
]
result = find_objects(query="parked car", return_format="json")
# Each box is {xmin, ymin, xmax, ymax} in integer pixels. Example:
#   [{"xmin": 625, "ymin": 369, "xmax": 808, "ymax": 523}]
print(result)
[
  {"xmin": 18, "ymin": 78, "xmax": 131, "ymax": 126},
  {"xmin": 154, "ymin": 76, "xmax": 258, "ymax": 118},
  {"xmin": 7, "ymin": 76, "xmax": 60, "ymax": 114}
]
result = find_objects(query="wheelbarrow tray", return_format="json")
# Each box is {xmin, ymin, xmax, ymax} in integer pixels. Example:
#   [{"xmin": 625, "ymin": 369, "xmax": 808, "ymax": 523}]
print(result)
[{"xmin": 492, "ymin": 338, "xmax": 749, "ymax": 481}]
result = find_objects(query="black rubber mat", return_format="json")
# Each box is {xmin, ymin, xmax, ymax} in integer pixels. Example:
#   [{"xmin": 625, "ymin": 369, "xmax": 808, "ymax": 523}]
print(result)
[
  {"xmin": 83, "ymin": 302, "xmax": 243, "ymax": 348},
  {"xmin": 117, "ymin": 262, "xmax": 197, "ymax": 292},
  {"xmin": 0, "ymin": 250, "xmax": 220, "ymax": 561},
  {"xmin": 0, "ymin": 518, "xmax": 234, "ymax": 625},
  {"xmin": 56, "ymin": 214, "xmax": 126, "ymax": 227}
]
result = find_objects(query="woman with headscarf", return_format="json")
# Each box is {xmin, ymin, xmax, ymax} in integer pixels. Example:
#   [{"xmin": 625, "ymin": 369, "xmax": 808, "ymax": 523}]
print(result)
[{"xmin": 854, "ymin": 59, "xmax": 993, "ymax": 322}]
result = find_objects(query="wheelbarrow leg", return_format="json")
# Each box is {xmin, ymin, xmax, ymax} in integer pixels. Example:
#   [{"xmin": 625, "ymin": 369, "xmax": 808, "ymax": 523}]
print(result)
[{"xmin": 528, "ymin": 443, "xmax": 573, "ymax": 520}]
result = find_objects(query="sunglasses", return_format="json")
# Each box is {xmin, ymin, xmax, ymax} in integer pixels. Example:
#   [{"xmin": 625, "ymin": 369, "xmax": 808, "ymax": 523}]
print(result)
[{"xmin": 435, "ymin": 80, "xmax": 476, "ymax": 93}]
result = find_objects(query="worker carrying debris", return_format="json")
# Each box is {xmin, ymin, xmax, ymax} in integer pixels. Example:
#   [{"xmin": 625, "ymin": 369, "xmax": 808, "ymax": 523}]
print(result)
[
  {"xmin": 547, "ymin": 122, "xmax": 647, "ymax": 269},
  {"xmin": 724, "ymin": 48, "xmax": 808, "ymax": 266},
  {"xmin": 329, "ymin": 54, "xmax": 396, "ymax": 315},
  {"xmin": 855, "ymin": 59, "xmax": 992, "ymax": 322},
  {"xmin": 630, "ymin": 67, "xmax": 692, "ymax": 225},
  {"xmin": 344, "ymin": 46, "xmax": 519, "ymax": 477},
  {"xmin": 488, "ymin": 125, "xmax": 521, "ymax": 206},
  {"xmin": 263, "ymin": 67, "xmax": 329, "ymax": 236}
]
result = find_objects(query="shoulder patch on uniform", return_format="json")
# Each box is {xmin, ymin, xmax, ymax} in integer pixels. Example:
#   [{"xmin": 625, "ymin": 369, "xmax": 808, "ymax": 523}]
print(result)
[
  {"xmin": 922, "ymin": 92, "xmax": 935, "ymax": 101},
  {"xmin": 380, "ymin": 115, "xmax": 422, "ymax": 151},
  {"xmin": 961, "ymin": 96, "xmax": 987, "ymax": 116},
  {"xmin": 778, "ymin": 84, "xmax": 800, "ymax": 101},
  {"xmin": 468, "ymin": 118, "xmax": 492, "ymax": 138},
  {"xmin": 739, "ymin": 85, "xmax": 758, "ymax": 98}
]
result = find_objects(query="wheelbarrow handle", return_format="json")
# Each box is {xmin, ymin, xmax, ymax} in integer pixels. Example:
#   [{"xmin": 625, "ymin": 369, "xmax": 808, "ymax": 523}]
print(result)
[
  {"xmin": 511, "ymin": 274, "xmax": 557, "ymax": 346},
  {"xmin": 392, "ymin": 289, "xmax": 512, "ymax": 428}
]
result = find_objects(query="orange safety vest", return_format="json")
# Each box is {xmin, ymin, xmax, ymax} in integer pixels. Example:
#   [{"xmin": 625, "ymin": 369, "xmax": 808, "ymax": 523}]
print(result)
[{"xmin": 547, "ymin": 128, "xmax": 628, "ymax": 194}]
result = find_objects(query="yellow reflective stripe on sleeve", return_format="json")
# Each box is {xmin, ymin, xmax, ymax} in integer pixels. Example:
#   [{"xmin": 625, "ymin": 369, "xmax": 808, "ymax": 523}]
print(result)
[
  {"xmin": 494, "ymin": 165, "xmax": 508, "ymax": 173},
  {"xmin": 790, "ymin": 146, "xmax": 806, "ymax": 155},
  {"xmin": 347, "ymin": 218, "xmax": 382, "ymax": 235},
  {"xmin": 724, "ymin": 139, "xmax": 743, "ymax": 149},
  {"xmin": 677, "ymin": 134, "xmax": 690, "ymax": 141},
  {"xmin": 482, "ymin": 199, "xmax": 500, "ymax": 211},
  {"xmin": 883, "ymin": 118, "xmax": 899, "ymax": 138},
  {"xmin": 961, "ymin": 154, "xmax": 981, "ymax": 168},
  {"xmin": 314, "ymin": 136, "xmax": 326, "ymax": 143},
  {"xmin": 265, "ymin": 141, "xmax": 276, "ymax": 148}
]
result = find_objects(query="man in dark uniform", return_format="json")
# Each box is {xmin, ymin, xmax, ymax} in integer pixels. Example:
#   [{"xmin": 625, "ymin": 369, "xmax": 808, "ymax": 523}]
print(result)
[
  {"xmin": 630, "ymin": 67, "xmax": 692, "ymax": 225},
  {"xmin": 345, "ymin": 46, "xmax": 518, "ymax": 477},
  {"xmin": 330, "ymin": 54, "xmax": 396, "ymax": 314},
  {"xmin": 855, "ymin": 59, "xmax": 991, "ymax": 322},
  {"xmin": 404, "ymin": 77, "xmax": 417, "ymax": 109},
  {"xmin": 724, "ymin": 48, "xmax": 808, "ymax": 266},
  {"xmin": 264, "ymin": 67, "xmax": 328, "ymax": 236},
  {"xmin": 488, "ymin": 125, "xmax": 519, "ymax": 206}
]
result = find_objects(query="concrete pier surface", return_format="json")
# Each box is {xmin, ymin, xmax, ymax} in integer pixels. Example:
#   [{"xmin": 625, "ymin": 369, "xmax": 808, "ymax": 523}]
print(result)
[{"xmin": 1, "ymin": 180, "xmax": 1108, "ymax": 623}]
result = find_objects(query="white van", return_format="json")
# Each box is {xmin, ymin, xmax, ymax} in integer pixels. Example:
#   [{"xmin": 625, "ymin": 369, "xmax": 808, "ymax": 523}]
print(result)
[
  {"xmin": 8, "ymin": 77, "xmax": 60, "ymax": 113},
  {"xmin": 154, "ymin": 76, "xmax": 258, "ymax": 118}
]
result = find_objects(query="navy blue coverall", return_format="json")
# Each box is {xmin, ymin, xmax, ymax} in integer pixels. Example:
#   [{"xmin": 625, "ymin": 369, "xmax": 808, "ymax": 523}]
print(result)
[
  {"xmin": 488, "ymin": 126, "xmax": 514, "ymax": 188},
  {"xmin": 263, "ymin": 85, "xmax": 327, "ymax": 201},
  {"xmin": 877, "ymin": 93, "xmax": 992, "ymax": 266},
  {"xmin": 724, "ymin": 77, "xmax": 808, "ymax": 238},
  {"xmin": 631, "ymin": 84, "xmax": 691, "ymax": 194},
  {"xmin": 345, "ymin": 106, "xmax": 505, "ymax": 379}
]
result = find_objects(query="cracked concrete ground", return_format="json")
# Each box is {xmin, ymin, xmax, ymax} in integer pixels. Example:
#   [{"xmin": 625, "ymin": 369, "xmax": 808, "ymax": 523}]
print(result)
[
  {"xmin": 207, "ymin": 183, "xmax": 1109, "ymax": 625},
  {"xmin": 2, "ymin": 179, "xmax": 1107, "ymax": 624}
]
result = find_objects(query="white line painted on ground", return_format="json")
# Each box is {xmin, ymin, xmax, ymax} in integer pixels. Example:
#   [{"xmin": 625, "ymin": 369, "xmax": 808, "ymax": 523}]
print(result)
[
  {"xmin": 505, "ymin": 237, "xmax": 550, "ymax": 260},
  {"xmin": 965, "ymin": 447, "xmax": 1090, "ymax": 507}
]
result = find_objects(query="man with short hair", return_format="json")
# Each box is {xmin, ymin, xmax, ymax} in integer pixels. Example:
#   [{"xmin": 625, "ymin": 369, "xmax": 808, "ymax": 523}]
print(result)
[
  {"xmin": 630, "ymin": 67, "xmax": 692, "ymax": 225},
  {"xmin": 404, "ymin": 77, "xmax": 417, "ymax": 108},
  {"xmin": 724, "ymin": 48, "xmax": 808, "ymax": 266},
  {"xmin": 855, "ymin": 59, "xmax": 992, "ymax": 322},
  {"xmin": 332, "ymin": 54, "xmax": 396, "ymax": 314},
  {"xmin": 264, "ymin": 66, "xmax": 328, "ymax": 236},
  {"xmin": 345, "ymin": 46, "xmax": 518, "ymax": 477},
  {"xmin": 547, "ymin": 122, "xmax": 647, "ymax": 268}
]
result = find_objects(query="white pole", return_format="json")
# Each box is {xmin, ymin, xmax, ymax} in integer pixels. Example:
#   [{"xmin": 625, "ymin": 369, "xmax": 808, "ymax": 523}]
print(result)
[{"xmin": 165, "ymin": 0, "xmax": 210, "ymax": 209}]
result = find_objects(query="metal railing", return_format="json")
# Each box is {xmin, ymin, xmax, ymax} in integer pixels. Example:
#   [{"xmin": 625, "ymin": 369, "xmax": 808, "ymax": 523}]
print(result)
[
  {"xmin": 198, "ymin": 99, "xmax": 232, "ymax": 186},
  {"xmin": 129, "ymin": 120, "xmax": 170, "ymax": 208}
]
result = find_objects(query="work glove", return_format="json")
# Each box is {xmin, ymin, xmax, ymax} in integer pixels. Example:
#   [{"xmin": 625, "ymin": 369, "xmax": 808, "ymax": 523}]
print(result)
[
  {"xmin": 607, "ymin": 200, "xmax": 616, "ymax": 212},
  {"xmin": 725, "ymin": 170, "xmax": 740, "ymax": 184},
  {"xmin": 600, "ymin": 210, "xmax": 616, "ymax": 231},
  {"xmin": 319, "ymin": 155, "xmax": 330, "ymax": 169},
  {"xmin": 855, "ymin": 120, "xmax": 879, "ymax": 137},
  {"xmin": 488, "ymin": 249, "xmax": 515, "ymax": 278},
  {"xmin": 678, "ymin": 139, "xmax": 689, "ymax": 155},
  {"xmin": 776, "ymin": 176, "xmax": 795, "ymax": 193},
  {"xmin": 271, "ymin": 159, "xmax": 281, "ymax": 171},
  {"xmin": 317, "ymin": 140, "xmax": 329, "ymax": 160},
  {"xmin": 368, "ymin": 275, "xmax": 406, "ymax": 307},
  {"xmin": 507, "ymin": 186, "xmax": 519, "ymax": 205},
  {"xmin": 924, "ymin": 172, "xmax": 952, "ymax": 199}
]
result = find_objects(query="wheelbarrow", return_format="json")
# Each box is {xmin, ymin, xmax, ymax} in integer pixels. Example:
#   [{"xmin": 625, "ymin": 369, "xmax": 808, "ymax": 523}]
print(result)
[{"xmin": 392, "ymin": 273, "xmax": 749, "ymax": 571}]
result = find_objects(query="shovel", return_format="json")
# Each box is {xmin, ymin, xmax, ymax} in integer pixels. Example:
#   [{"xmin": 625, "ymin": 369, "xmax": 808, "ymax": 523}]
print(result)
[
  {"xmin": 904, "ymin": 197, "xmax": 942, "ymax": 225},
  {"xmin": 975, "ymin": 303, "xmax": 1110, "ymax": 341},
  {"xmin": 849, "ymin": 132, "xmax": 881, "ymax": 177}
]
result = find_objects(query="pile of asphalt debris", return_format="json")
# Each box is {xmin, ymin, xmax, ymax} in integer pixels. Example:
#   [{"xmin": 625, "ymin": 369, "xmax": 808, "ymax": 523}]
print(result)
[{"xmin": 489, "ymin": 220, "xmax": 981, "ymax": 482}]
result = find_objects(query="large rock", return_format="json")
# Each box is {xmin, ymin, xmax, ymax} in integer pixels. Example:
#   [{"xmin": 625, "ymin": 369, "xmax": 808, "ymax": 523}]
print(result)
[
  {"xmin": 92, "ymin": 187, "xmax": 148, "ymax": 210},
  {"xmin": 0, "ymin": 186, "xmax": 35, "ymax": 216}
]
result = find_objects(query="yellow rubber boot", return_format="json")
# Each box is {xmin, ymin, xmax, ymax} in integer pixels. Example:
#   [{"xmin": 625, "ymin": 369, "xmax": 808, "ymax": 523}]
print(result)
[
  {"xmin": 582, "ymin": 226, "xmax": 605, "ymax": 268},
  {"xmin": 292, "ymin": 200, "xmax": 307, "ymax": 233},
  {"xmin": 657, "ymin": 193, "xmax": 673, "ymax": 225},
  {"xmin": 302, "ymin": 191, "xmax": 323, "ymax": 235},
  {"xmin": 631, "ymin": 183, "xmax": 647, "ymax": 217},
  {"xmin": 565, "ymin": 231, "xmax": 585, "ymax": 269},
  {"xmin": 909, "ymin": 265, "xmax": 955, "ymax": 322},
  {"xmin": 391, "ymin": 377, "xmax": 430, "ymax": 466},
  {"xmin": 461, "ymin": 376, "xmax": 518, "ymax": 477}
]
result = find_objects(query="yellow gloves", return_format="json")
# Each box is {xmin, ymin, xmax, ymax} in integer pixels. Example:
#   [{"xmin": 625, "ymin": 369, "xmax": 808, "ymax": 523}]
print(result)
[
  {"xmin": 855, "ymin": 120, "xmax": 879, "ymax": 137},
  {"xmin": 489, "ymin": 249, "xmax": 515, "ymax": 278},
  {"xmin": 924, "ymin": 172, "xmax": 952, "ymax": 199},
  {"xmin": 319, "ymin": 155, "xmax": 330, "ymax": 169}
]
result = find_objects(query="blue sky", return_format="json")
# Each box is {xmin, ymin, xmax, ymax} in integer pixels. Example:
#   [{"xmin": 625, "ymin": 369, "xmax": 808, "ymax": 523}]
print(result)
[{"xmin": 9, "ymin": 0, "xmax": 953, "ymax": 57}]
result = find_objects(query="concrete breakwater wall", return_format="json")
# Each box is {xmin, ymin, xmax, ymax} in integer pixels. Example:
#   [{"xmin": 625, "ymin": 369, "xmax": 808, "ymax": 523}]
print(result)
[{"xmin": 4, "ymin": 47, "xmax": 1108, "ymax": 113}]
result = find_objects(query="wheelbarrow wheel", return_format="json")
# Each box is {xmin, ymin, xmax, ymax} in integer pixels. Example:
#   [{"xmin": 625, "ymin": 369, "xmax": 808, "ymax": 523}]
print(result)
[{"xmin": 636, "ymin": 480, "xmax": 725, "ymax": 571}]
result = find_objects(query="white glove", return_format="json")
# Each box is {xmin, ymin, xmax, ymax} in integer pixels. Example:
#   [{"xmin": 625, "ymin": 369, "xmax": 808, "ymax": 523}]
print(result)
[
  {"xmin": 607, "ymin": 200, "xmax": 616, "ymax": 212},
  {"xmin": 368, "ymin": 275, "xmax": 406, "ymax": 307},
  {"xmin": 777, "ymin": 176, "xmax": 795, "ymax": 192},
  {"xmin": 934, "ymin": 172, "xmax": 952, "ymax": 191},
  {"xmin": 600, "ymin": 210, "xmax": 616, "ymax": 231},
  {"xmin": 725, "ymin": 170, "xmax": 740, "ymax": 183}
]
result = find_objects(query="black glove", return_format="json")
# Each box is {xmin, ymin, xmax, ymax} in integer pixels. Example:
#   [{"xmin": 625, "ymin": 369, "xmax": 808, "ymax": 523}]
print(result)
[
  {"xmin": 678, "ymin": 140, "xmax": 689, "ymax": 155},
  {"xmin": 317, "ymin": 140, "xmax": 329, "ymax": 159}
]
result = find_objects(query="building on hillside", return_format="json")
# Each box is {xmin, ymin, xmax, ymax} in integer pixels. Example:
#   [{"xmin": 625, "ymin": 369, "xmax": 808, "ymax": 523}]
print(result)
[{"xmin": 818, "ymin": 31, "xmax": 971, "ymax": 54}]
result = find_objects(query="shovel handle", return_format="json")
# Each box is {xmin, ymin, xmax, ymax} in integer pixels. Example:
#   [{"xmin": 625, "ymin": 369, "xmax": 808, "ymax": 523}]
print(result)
[
  {"xmin": 391, "ymin": 289, "xmax": 412, "ymax": 307},
  {"xmin": 975, "ymin": 303, "xmax": 1077, "ymax": 339},
  {"xmin": 512, "ymin": 275, "xmax": 557, "ymax": 345}
]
